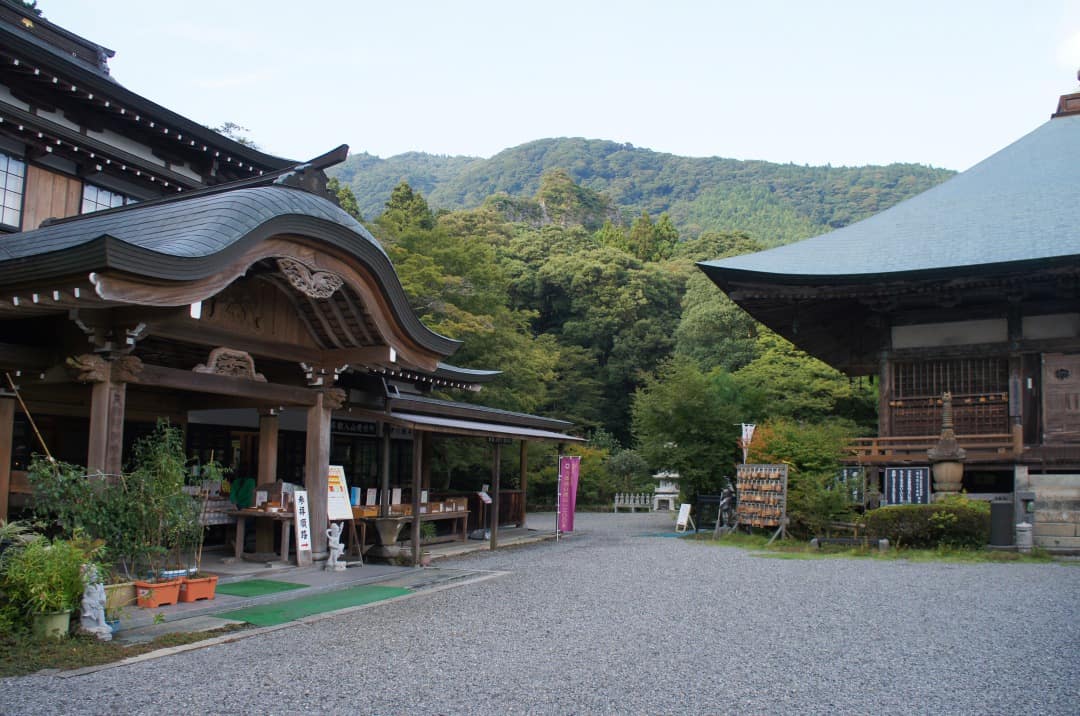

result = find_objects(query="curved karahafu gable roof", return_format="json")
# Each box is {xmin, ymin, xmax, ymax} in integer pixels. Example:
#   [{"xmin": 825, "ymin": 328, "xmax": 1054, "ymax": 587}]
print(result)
[
  {"xmin": 700, "ymin": 113, "xmax": 1080, "ymax": 285},
  {"xmin": 0, "ymin": 184, "xmax": 461, "ymax": 358}
]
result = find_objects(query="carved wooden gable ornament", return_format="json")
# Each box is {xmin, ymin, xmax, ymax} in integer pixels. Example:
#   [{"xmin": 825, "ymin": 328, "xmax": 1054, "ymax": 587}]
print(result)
[
  {"xmin": 193, "ymin": 348, "xmax": 267, "ymax": 382},
  {"xmin": 276, "ymin": 257, "xmax": 344, "ymax": 299}
]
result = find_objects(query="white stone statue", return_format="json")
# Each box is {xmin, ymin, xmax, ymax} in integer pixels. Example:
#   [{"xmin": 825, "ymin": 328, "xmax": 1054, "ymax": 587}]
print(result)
[
  {"xmin": 80, "ymin": 564, "xmax": 112, "ymax": 641},
  {"xmin": 326, "ymin": 522, "xmax": 346, "ymax": 571}
]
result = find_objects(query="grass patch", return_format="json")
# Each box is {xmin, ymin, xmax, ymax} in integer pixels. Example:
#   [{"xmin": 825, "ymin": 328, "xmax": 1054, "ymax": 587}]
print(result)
[
  {"xmin": 0, "ymin": 624, "xmax": 248, "ymax": 677},
  {"xmin": 701, "ymin": 534, "xmax": 1058, "ymax": 563}
]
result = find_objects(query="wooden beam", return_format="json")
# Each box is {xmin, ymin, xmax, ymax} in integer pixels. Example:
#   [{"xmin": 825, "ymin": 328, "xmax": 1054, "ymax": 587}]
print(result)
[
  {"xmin": 131, "ymin": 363, "xmax": 317, "ymax": 406},
  {"xmin": 490, "ymin": 441, "xmax": 501, "ymax": 551},
  {"xmin": 304, "ymin": 391, "xmax": 332, "ymax": 558},
  {"xmin": 0, "ymin": 397, "xmax": 13, "ymax": 522},
  {"xmin": 149, "ymin": 320, "xmax": 319, "ymax": 364},
  {"xmin": 87, "ymin": 377, "xmax": 125, "ymax": 477},
  {"xmin": 318, "ymin": 346, "xmax": 396, "ymax": 368},
  {"xmin": 0, "ymin": 343, "xmax": 54, "ymax": 371},
  {"xmin": 519, "ymin": 440, "xmax": 528, "ymax": 528},
  {"xmin": 258, "ymin": 410, "xmax": 279, "ymax": 485},
  {"xmin": 154, "ymin": 318, "xmax": 395, "ymax": 372},
  {"xmin": 411, "ymin": 434, "xmax": 422, "ymax": 567},
  {"xmin": 380, "ymin": 427, "xmax": 391, "ymax": 518}
]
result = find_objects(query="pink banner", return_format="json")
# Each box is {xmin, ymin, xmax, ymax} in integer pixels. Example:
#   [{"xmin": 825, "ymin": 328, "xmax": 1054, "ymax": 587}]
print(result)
[{"xmin": 558, "ymin": 456, "xmax": 581, "ymax": 532}]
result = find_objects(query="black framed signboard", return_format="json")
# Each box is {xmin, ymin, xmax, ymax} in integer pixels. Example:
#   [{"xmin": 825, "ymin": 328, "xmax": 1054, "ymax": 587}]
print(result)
[{"xmin": 883, "ymin": 467, "xmax": 931, "ymax": 505}]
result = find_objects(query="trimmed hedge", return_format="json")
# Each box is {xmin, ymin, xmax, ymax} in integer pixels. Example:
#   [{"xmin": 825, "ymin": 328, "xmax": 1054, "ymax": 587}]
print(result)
[{"xmin": 861, "ymin": 501, "xmax": 990, "ymax": 549}]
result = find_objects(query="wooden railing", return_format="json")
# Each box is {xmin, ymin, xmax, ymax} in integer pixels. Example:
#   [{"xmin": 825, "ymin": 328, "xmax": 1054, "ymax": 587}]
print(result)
[{"xmin": 845, "ymin": 434, "xmax": 1019, "ymax": 464}]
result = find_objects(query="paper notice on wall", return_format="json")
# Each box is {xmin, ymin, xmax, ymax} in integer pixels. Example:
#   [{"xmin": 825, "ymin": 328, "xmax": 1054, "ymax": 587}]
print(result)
[
  {"xmin": 327, "ymin": 465, "xmax": 352, "ymax": 521},
  {"xmin": 366, "ymin": 487, "xmax": 378, "ymax": 506},
  {"xmin": 391, "ymin": 487, "xmax": 402, "ymax": 505}
]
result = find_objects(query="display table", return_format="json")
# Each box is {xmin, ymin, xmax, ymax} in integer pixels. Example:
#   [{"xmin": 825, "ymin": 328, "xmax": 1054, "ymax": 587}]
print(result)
[
  {"xmin": 200, "ymin": 498, "xmax": 237, "ymax": 526},
  {"xmin": 361, "ymin": 510, "xmax": 470, "ymax": 546},
  {"xmin": 228, "ymin": 509, "xmax": 295, "ymax": 564}
]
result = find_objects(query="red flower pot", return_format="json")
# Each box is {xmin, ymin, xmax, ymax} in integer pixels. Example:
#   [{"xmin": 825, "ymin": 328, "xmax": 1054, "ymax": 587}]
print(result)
[
  {"xmin": 134, "ymin": 578, "xmax": 182, "ymax": 608},
  {"xmin": 179, "ymin": 575, "xmax": 218, "ymax": 602}
]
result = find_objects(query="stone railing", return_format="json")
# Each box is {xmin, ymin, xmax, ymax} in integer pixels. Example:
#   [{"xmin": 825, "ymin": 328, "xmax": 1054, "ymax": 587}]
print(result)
[{"xmin": 613, "ymin": 493, "xmax": 653, "ymax": 512}]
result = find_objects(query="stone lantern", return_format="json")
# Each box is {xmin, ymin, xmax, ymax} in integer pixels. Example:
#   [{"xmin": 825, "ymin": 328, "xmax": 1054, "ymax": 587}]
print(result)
[{"xmin": 927, "ymin": 391, "xmax": 966, "ymax": 498}]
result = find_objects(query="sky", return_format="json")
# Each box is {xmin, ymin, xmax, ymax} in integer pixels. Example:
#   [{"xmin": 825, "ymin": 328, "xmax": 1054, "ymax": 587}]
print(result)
[{"xmin": 41, "ymin": 0, "xmax": 1080, "ymax": 171}]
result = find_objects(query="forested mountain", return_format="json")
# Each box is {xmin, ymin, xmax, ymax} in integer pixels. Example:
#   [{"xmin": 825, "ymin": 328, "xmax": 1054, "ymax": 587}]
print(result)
[
  {"xmin": 330, "ymin": 138, "xmax": 954, "ymax": 246},
  {"xmin": 330, "ymin": 139, "xmax": 952, "ymax": 512}
]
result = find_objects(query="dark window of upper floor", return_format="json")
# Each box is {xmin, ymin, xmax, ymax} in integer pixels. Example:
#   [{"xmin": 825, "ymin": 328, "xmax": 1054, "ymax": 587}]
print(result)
[
  {"xmin": 0, "ymin": 152, "xmax": 26, "ymax": 229},
  {"xmin": 82, "ymin": 183, "xmax": 135, "ymax": 214}
]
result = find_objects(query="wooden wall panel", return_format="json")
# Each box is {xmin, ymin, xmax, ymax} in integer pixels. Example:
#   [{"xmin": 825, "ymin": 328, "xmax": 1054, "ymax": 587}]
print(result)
[
  {"xmin": 23, "ymin": 165, "xmax": 82, "ymax": 230},
  {"xmin": 203, "ymin": 279, "xmax": 317, "ymax": 349}
]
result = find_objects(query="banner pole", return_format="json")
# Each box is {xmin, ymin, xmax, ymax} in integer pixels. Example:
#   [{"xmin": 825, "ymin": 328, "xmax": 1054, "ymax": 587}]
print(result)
[{"xmin": 555, "ymin": 455, "xmax": 561, "ymax": 541}]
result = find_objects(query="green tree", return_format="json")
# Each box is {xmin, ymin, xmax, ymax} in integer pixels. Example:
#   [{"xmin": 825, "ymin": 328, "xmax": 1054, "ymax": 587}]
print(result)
[
  {"xmin": 327, "ymin": 176, "xmax": 363, "ymax": 221},
  {"xmin": 748, "ymin": 418, "xmax": 859, "ymax": 537},
  {"xmin": 675, "ymin": 272, "xmax": 762, "ymax": 372},
  {"xmin": 606, "ymin": 449, "xmax": 650, "ymax": 492},
  {"xmin": 733, "ymin": 333, "xmax": 876, "ymax": 425},
  {"xmin": 212, "ymin": 121, "xmax": 258, "ymax": 149},
  {"xmin": 632, "ymin": 356, "xmax": 750, "ymax": 498},
  {"xmin": 379, "ymin": 181, "xmax": 435, "ymax": 234}
]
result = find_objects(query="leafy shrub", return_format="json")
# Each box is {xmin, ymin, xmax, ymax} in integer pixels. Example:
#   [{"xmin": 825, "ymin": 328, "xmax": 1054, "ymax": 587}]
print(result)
[
  {"xmin": 748, "ymin": 418, "xmax": 859, "ymax": 538},
  {"xmin": 26, "ymin": 420, "xmax": 201, "ymax": 580},
  {"xmin": 0, "ymin": 534, "xmax": 101, "ymax": 631},
  {"xmin": 861, "ymin": 498, "xmax": 990, "ymax": 548}
]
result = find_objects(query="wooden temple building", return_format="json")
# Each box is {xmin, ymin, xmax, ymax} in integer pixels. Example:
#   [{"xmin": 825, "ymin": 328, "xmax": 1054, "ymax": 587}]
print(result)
[
  {"xmin": 700, "ymin": 81, "xmax": 1080, "ymax": 551},
  {"xmin": 0, "ymin": 2, "xmax": 579, "ymax": 564}
]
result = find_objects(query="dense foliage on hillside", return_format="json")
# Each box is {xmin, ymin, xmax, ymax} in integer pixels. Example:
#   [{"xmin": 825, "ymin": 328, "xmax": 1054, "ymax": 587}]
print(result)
[
  {"xmin": 331, "ymin": 138, "xmax": 953, "ymax": 246},
  {"xmin": 334, "ymin": 163, "xmax": 886, "ymax": 509}
]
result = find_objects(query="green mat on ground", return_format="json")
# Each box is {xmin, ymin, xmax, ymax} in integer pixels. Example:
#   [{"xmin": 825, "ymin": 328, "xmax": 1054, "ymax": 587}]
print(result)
[
  {"xmin": 215, "ymin": 585, "xmax": 411, "ymax": 626},
  {"xmin": 215, "ymin": 579, "xmax": 309, "ymax": 597}
]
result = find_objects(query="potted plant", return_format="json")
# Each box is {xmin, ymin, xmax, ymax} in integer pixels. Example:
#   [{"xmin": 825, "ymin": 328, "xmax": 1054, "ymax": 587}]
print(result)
[
  {"xmin": 178, "ymin": 456, "xmax": 226, "ymax": 602},
  {"xmin": 128, "ymin": 420, "xmax": 200, "ymax": 608},
  {"xmin": 0, "ymin": 533, "xmax": 99, "ymax": 639}
]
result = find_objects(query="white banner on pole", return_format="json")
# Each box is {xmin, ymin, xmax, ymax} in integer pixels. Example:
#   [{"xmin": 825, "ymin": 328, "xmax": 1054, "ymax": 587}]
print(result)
[{"xmin": 740, "ymin": 423, "xmax": 756, "ymax": 463}]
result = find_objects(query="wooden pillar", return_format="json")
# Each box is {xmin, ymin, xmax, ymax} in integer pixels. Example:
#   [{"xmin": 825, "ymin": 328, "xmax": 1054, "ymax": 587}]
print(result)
[
  {"xmin": 410, "ymin": 432, "xmax": 423, "ymax": 566},
  {"xmin": 421, "ymin": 431, "xmax": 433, "ymax": 490},
  {"xmin": 257, "ymin": 409, "xmax": 279, "ymax": 485},
  {"xmin": 878, "ymin": 351, "xmax": 892, "ymax": 438},
  {"xmin": 380, "ymin": 427, "xmax": 391, "ymax": 517},
  {"xmin": 1007, "ymin": 302, "xmax": 1024, "ymax": 455},
  {"xmin": 490, "ymin": 441, "xmax": 501, "ymax": 550},
  {"xmin": 0, "ymin": 396, "xmax": 13, "ymax": 522},
  {"xmin": 305, "ymin": 391, "xmax": 333, "ymax": 556},
  {"xmin": 87, "ymin": 373, "xmax": 126, "ymax": 477},
  {"xmin": 518, "ymin": 440, "xmax": 528, "ymax": 527}
]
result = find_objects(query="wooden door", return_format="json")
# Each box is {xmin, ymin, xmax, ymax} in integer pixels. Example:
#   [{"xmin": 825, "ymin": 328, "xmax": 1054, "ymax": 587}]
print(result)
[{"xmin": 1043, "ymin": 353, "xmax": 1080, "ymax": 443}]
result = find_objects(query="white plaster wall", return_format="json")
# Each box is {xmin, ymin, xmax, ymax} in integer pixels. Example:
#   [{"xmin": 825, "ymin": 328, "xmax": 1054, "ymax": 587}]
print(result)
[
  {"xmin": 86, "ymin": 127, "xmax": 166, "ymax": 166},
  {"xmin": 891, "ymin": 319, "xmax": 1007, "ymax": 349},
  {"xmin": 1022, "ymin": 314, "xmax": 1080, "ymax": 340}
]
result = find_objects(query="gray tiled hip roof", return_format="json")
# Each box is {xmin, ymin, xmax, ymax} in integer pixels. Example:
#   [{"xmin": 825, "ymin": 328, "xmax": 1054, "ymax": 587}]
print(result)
[{"xmin": 700, "ymin": 114, "xmax": 1080, "ymax": 282}]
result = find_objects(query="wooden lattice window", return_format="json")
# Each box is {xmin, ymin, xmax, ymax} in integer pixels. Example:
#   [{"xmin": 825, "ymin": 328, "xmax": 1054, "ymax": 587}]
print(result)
[{"xmin": 889, "ymin": 358, "xmax": 1009, "ymax": 436}]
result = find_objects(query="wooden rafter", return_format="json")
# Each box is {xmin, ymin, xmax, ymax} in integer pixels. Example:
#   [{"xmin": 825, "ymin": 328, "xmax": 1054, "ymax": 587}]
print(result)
[{"xmin": 339, "ymin": 288, "xmax": 375, "ymax": 344}]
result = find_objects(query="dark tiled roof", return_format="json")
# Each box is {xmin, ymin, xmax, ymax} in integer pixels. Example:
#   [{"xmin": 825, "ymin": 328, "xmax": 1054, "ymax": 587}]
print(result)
[
  {"xmin": 700, "ymin": 114, "xmax": 1080, "ymax": 283},
  {"xmin": 434, "ymin": 363, "xmax": 501, "ymax": 383},
  {"xmin": 0, "ymin": 185, "xmax": 460, "ymax": 357},
  {"xmin": 0, "ymin": 185, "xmax": 371, "ymax": 264},
  {"xmin": 388, "ymin": 393, "xmax": 574, "ymax": 432}
]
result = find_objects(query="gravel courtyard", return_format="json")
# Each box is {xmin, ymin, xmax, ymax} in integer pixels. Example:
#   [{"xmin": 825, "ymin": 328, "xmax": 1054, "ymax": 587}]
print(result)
[{"xmin": 1, "ymin": 511, "xmax": 1077, "ymax": 715}]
